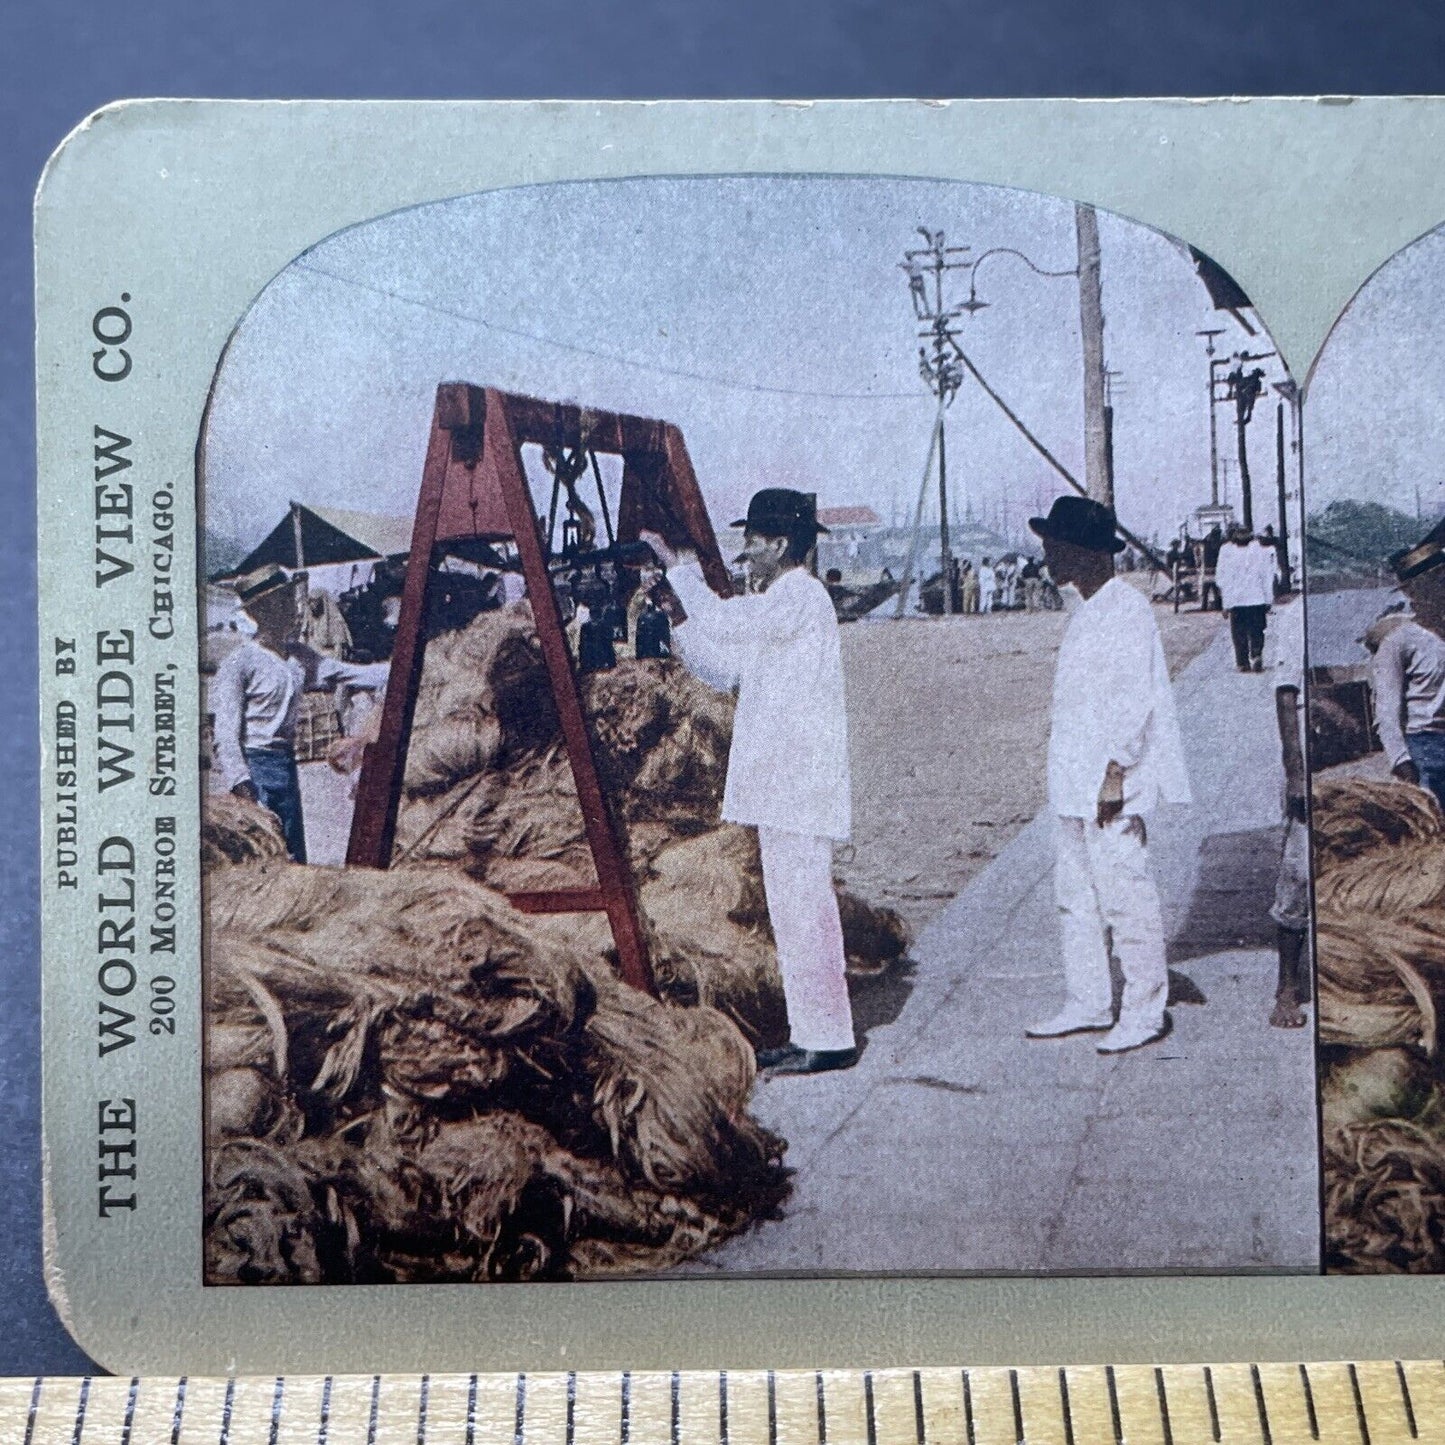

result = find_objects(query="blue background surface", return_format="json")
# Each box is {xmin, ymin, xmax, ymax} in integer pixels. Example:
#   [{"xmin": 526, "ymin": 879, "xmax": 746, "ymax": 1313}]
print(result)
[{"xmin": 4, "ymin": 0, "xmax": 1445, "ymax": 1377}]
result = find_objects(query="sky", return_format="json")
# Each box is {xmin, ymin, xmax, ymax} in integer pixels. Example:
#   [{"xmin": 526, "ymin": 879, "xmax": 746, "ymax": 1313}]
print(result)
[
  {"xmin": 202, "ymin": 175, "xmax": 1296, "ymax": 560},
  {"xmin": 1307, "ymin": 220, "xmax": 1445, "ymax": 524}
]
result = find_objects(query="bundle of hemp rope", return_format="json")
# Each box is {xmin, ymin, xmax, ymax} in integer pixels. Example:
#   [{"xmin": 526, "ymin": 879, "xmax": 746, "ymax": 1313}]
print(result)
[
  {"xmin": 203, "ymin": 837, "xmax": 789, "ymax": 1284},
  {"xmin": 390, "ymin": 604, "xmax": 910, "ymax": 1043},
  {"xmin": 1313, "ymin": 775, "xmax": 1445, "ymax": 1272}
]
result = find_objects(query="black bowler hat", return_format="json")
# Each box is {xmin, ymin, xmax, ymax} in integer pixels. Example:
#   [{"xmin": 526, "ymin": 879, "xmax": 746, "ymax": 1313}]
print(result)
[
  {"xmin": 235, "ymin": 564, "xmax": 307, "ymax": 606},
  {"xmin": 731, "ymin": 488, "xmax": 829, "ymax": 537},
  {"xmin": 1028, "ymin": 495, "xmax": 1126, "ymax": 555},
  {"xmin": 1391, "ymin": 516, "xmax": 1445, "ymax": 583}
]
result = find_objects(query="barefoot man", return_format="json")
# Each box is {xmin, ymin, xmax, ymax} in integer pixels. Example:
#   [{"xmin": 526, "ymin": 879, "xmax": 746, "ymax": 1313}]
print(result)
[
  {"xmin": 642, "ymin": 489, "xmax": 857, "ymax": 1077},
  {"xmin": 1024, "ymin": 496, "xmax": 1192, "ymax": 1055}
]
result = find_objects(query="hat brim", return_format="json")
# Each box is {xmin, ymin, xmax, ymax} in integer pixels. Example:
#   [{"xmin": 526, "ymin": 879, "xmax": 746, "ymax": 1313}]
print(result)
[
  {"xmin": 237, "ymin": 571, "xmax": 305, "ymax": 605},
  {"xmin": 1393, "ymin": 541, "xmax": 1445, "ymax": 583},
  {"xmin": 731, "ymin": 518, "xmax": 830, "ymax": 535},
  {"xmin": 1028, "ymin": 515, "xmax": 1126, "ymax": 553}
]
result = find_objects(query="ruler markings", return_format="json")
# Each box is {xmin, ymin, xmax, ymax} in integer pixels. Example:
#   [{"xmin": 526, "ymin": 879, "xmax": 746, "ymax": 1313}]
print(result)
[
  {"xmin": 24, "ymin": 1377, "xmax": 43, "ymax": 1445},
  {"xmin": 1397, "ymin": 1364, "xmax": 1445, "ymax": 1445},
  {"xmin": 268, "ymin": 1378, "xmax": 284, "ymax": 1445},
  {"xmin": 169, "ymin": 1379, "xmax": 188, "ymax": 1445},
  {"xmin": 1355, "ymin": 1363, "xmax": 1422, "ymax": 1445},
  {"xmin": 316, "ymin": 1377, "xmax": 332, "ymax": 1445},
  {"xmin": 1300, "ymin": 1367, "xmax": 1320, "ymax": 1442},
  {"xmin": 965, "ymin": 1368, "xmax": 1016, "ymax": 1445},
  {"xmin": 118, "ymin": 1379, "xmax": 138, "ymax": 1445},
  {"xmin": 219, "ymin": 1378, "xmax": 236, "ymax": 1445},
  {"xmin": 1204, "ymin": 1369, "xmax": 1222, "ymax": 1444},
  {"xmin": 1106, "ymin": 1367, "xmax": 1123, "ymax": 1445},
  {"xmin": 73, "ymin": 1375, "xmax": 130, "ymax": 1445},
  {"xmin": 69, "ymin": 1377, "xmax": 91, "ymax": 1445},
  {"xmin": 1350, "ymin": 1366, "xmax": 1373, "ymax": 1445},
  {"xmin": 8, "ymin": 1370, "xmax": 1445, "ymax": 1445},
  {"xmin": 1394, "ymin": 1365, "xmax": 1417, "ymax": 1441},
  {"xmin": 1156, "ymin": 1370, "xmax": 1175, "ymax": 1445},
  {"xmin": 1250, "ymin": 1367, "xmax": 1273, "ymax": 1445},
  {"xmin": 1012, "ymin": 1368, "xmax": 1066, "ymax": 1445}
]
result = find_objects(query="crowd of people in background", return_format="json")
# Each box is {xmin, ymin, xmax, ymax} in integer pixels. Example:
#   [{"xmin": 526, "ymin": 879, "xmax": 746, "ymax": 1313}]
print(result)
[{"xmin": 929, "ymin": 553, "xmax": 1064, "ymax": 614}]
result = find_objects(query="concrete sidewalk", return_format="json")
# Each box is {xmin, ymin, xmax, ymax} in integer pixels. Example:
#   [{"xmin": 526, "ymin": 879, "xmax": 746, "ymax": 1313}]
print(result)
[{"xmin": 683, "ymin": 606, "xmax": 1319, "ymax": 1275}]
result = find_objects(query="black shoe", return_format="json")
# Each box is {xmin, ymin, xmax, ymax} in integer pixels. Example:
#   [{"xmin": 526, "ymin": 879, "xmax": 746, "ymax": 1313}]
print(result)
[
  {"xmin": 766, "ymin": 1047, "xmax": 859, "ymax": 1076},
  {"xmin": 755, "ymin": 1043, "xmax": 801, "ymax": 1069}
]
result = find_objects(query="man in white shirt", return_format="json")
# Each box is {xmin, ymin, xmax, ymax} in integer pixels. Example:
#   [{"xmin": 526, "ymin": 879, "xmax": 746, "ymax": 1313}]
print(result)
[
  {"xmin": 978, "ymin": 557, "xmax": 997, "ymax": 614},
  {"xmin": 642, "ymin": 490, "xmax": 856, "ymax": 1076},
  {"xmin": 1215, "ymin": 524, "xmax": 1278, "ymax": 673},
  {"xmin": 212, "ymin": 565, "xmax": 390, "ymax": 862},
  {"xmin": 1024, "ymin": 496, "xmax": 1192, "ymax": 1054}
]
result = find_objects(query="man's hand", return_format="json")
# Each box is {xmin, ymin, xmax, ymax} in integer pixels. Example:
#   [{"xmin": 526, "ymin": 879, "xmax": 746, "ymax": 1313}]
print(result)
[
  {"xmin": 1394, "ymin": 759, "xmax": 1422, "ymax": 786},
  {"xmin": 1096, "ymin": 760, "xmax": 1126, "ymax": 827},
  {"xmin": 231, "ymin": 780, "xmax": 260, "ymax": 805}
]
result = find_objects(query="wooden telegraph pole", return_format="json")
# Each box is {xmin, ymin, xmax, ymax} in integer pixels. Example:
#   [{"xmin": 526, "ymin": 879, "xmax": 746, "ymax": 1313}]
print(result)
[{"xmin": 1075, "ymin": 202, "xmax": 1111, "ymax": 507}]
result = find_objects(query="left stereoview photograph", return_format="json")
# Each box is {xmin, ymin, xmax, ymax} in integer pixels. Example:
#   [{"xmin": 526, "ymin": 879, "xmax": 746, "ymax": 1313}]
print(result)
[{"xmin": 198, "ymin": 174, "xmax": 1318, "ymax": 1284}]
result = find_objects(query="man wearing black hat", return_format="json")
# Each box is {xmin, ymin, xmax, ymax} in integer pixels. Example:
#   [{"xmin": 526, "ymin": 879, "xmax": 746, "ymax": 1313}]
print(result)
[
  {"xmin": 1024, "ymin": 496, "xmax": 1192, "ymax": 1055},
  {"xmin": 212, "ymin": 565, "xmax": 391, "ymax": 862},
  {"xmin": 641, "ymin": 489, "xmax": 856, "ymax": 1076}
]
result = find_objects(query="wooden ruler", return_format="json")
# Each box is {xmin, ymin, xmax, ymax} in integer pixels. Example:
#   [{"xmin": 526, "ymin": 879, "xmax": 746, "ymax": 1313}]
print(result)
[{"xmin": 1, "ymin": 1365, "xmax": 1441, "ymax": 1445}]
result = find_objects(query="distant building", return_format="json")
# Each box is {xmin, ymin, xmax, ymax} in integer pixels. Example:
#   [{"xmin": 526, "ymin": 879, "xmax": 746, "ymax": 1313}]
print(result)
[{"xmin": 816, "ymin": 505, "xmax": 884, "ymax": 575}]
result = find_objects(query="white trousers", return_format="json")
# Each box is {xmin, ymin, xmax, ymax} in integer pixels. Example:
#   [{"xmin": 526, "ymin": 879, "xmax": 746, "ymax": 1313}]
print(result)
[
  {"xmin": 1053, "ymin": 814, "xmax": 1168, "ymax": 1028},
  {"xmin": 757, "ymin": 826, "xmax": 856, "ymax": 1052}
]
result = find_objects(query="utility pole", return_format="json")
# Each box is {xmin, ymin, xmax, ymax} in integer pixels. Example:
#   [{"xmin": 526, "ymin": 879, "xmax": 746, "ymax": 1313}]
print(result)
[
  {"xmin": 1224, "ymin": 351, "xmax": 1276, "ymax": 533},
  {"xmin": 902, "ymin": 229, "xmax": 968, "ymax": 614},
  {"xmin": 1197, "ymin": 329, "xmax": 1226, "ymax": 507},
  {"xmin": 1075, "ymin": 203, "xmax": 1110, "ymax": 506}
]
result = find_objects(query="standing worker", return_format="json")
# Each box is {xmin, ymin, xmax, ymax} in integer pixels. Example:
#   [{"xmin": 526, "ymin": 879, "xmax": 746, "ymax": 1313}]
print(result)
[
  {"xmin": 1362, "ymin": 610, "xmax": 1445, "ymax": 810},
  {"xmin": 1216, "ymin": 523, "xmax": 1278, "ymax": 672},
  {"xmin": 978, "ymin": 556, "xmax": 997, "ymax": 614},
  {"xmin": 642, "ymin": 491, "xmax": 857, "ymax": 1076},
  {"xmin": 213, "ymin": 565, "xmax": 390, "ymax": 862},
  {"xmin": 1024, "ymin": 497, "xmax": 1192, "ymax": 1054}
]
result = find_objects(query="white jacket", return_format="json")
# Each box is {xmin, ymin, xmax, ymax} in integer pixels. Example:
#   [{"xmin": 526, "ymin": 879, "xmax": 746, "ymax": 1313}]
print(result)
[
  {"xmin": 1048, "ymin": 578, "xmax": 1192, "ymax": 817},
  {"xmin": 1215, "ymin": 539, "xmax": 1276, "ymax": 610},
  {"xmin": 668, "ymin": 562, "xmax": 851, "ymax": 841}
]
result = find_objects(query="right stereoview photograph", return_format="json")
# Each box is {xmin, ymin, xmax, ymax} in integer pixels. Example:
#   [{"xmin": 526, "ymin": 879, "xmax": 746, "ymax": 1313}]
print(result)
[{"xmin": 1308, "ymin": 220, "xmax": 1445, "ymax": 1273}]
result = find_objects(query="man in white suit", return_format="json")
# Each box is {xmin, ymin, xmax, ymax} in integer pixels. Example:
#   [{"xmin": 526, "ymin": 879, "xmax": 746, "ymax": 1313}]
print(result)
[
  {"xmin": 643, "ymin": 490, "xmax": 856, "ymax": 1076},
  {"xmin": 1024, "ymin": 496, "xmax": 1193, "ymax": 1055}
]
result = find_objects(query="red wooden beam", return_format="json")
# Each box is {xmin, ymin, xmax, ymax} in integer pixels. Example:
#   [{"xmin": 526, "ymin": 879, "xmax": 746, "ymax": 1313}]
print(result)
[{"xmin": 484, "ymin": 389, "xmax": 656, "ymax": 995}]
